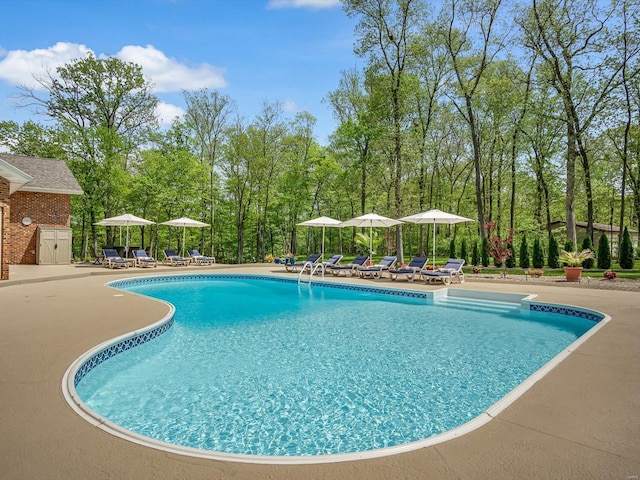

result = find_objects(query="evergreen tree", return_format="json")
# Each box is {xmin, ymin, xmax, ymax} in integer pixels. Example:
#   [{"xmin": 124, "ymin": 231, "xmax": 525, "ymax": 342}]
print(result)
[
  {"xmin": 460, "ymin": 239, "xmax": 468, "ymax": 265},
  {"xmin": 471, "ymin": 241, "xmax": 480, "ymax": 266},
  {"xmin": 519, "ymin": 235, "xmax": 530, "ymax": 268},
  {"xmin": 597, "ymin": 232, "xmax": 611, "ymax": 269},
  {"xmin": 449, "ymin": 238, "xmax": 456, "ymax": 259},
  {"xmin": 505, "ymin": 243, "xmax": 516, "ymax": 268},
  {"xmin": 619, "ymin": 226, "xmax": 634, "ymax": 269},
  {"xmin": 564, "ymin": 240, "xmax": 574, "ymax": 252},
  {"xmin": 580, "ymin": 236, "xmax": 595, "ymax": 269},
  {"xmin": 532, "ymin": 237, "xmax": 544, "ymax": 268},
  {"xmin": 481, "ymin": 237, "xmax": 490, "ymax": 267},
  {"xmin": 548, "ymin": 234, "xmax": 560, "ymax": 268}
]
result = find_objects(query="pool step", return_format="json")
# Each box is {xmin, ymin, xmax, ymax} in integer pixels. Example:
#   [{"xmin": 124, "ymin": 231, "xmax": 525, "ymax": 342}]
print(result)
[{"xmin": 436, "ymin": 296, "xmax": 520, "ymax": 315}]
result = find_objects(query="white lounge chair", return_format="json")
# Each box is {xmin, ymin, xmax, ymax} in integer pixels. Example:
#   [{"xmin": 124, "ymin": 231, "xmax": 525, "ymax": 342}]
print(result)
[
  {"xmin": 357, "ymin": 256, "xmax": 397, "ymax": 280},
  {"xmin": 421, "ymin": 259, "xmax": 466, "ymax": 285},
  {"xmin": 327, "ymin": 255, "xmax": 369, "ymax": 277},
  {"xmin": 389, "ymin": 256, "xmax": 429, "ymax": 282}
]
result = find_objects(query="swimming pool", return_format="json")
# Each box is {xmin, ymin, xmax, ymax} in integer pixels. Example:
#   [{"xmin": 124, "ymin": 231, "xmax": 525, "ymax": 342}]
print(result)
[{"xmin": 64, "ymin": 274, "xmax": 607, "ymax": 464}]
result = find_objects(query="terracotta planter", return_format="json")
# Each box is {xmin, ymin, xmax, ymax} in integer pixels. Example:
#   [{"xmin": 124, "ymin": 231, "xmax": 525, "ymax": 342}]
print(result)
[{"xmin": 564, "ymin": 266, "xmax": 583, "ymax": 282}]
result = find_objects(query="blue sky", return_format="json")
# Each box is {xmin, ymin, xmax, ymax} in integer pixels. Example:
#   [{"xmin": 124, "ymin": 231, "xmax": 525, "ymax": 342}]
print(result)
[{"xmin": 0, "ymin": 0, "xmax": 360, "ymax": 144}]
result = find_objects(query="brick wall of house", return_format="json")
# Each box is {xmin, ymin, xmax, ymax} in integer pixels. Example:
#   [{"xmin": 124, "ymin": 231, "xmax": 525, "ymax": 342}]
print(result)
[
  {"xmin": 0, "ymin": 178, "xmax": 10, "ymax": 279},
  {"xmin": 3, "ymin": 189, "xmax": 71, "ymax": 266}
]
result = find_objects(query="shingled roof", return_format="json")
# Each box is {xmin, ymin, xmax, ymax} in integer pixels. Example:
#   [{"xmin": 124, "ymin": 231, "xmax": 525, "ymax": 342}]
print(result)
[{"xmin": 0, "ymin": 153, "xmax": 83, "ymax": 195}]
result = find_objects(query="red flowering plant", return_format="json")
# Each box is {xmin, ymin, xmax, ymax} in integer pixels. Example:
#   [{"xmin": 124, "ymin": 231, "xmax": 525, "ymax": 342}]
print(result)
[
  {"xmin": 485, "ymin": 222, "xmax": 514, "ymax": 277},
  {"xmin": 604, "ymin": 270, "xmax": 617, "ymax": 280}
]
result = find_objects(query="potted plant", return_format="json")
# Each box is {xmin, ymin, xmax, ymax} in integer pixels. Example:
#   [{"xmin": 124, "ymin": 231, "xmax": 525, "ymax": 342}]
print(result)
[{"xmin": 558, "ymin": 249, "xmax": 595, "ymax": 282}]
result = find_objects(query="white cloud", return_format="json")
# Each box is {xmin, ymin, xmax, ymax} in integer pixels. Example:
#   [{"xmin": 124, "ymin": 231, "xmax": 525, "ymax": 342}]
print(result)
[
  {"xmin": 114, "ymin": 45, "xmax": 227, "ymax": 93},
  {"xmin": 156, "ymin": 101, "xmax": 185, "ymax": 125},
  {"xmin": 281, "ymin": 98, "xmax": 298, "ymax": 113},
  {"xmin": 267, "ymin": 0, "xmax": 340, "ymax": 9},
  {"xmin": 0, "ymin": 42, "xmax": 93, "ymax": 89},
  {"xmin": 0, "ymin": 42, "xmax": 227, "ymax": 93}
]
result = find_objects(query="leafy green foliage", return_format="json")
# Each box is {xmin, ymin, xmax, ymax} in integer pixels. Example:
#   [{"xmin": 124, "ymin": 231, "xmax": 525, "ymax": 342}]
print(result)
[
  {"xmin": 519, "ymin": 235, "xmax": 530, "ymax": 268},
  {"xmin": 481, "ymin": 237, "xmax": 490, "ymax": 267},
  {"xmin": 471, "ymin": 241, "xmax": 480, "ymax": 266},
  {"xmin": 580, "ymin": 236, "xmax": 595, "ymax": 269},
  {"xmin": 547, "ymin": 234, "xmax": 560, "ymax": 268},
  {"xmin": 449, "ymin": 238, "xmax": 456, "ymax": 258},
  {"xmin": 460, "ymin": 238, "xmax": 468, "ymax": 265},
  {"xmin": 505, "ymin": 243, "xmax": 516, "ymax": 268},
  {"xmin": 532, "ymin": 237, "xmax": 544, "ymax": 268},
  {"xmin": 597, "ymin": 232, "xmax": 611, "ymax": 269},
  {"xmin": 619, "ymin": 226, "xmax": 635, "ymax": 269}
]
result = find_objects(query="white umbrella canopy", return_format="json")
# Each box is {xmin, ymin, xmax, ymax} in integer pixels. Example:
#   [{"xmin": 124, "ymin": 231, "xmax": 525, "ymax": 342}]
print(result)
[
  {"xmin": 399, "ymin": 209, "xmax": 475, "ymax": 269},
  {"xmin": 341, "ymin": 213, "xmax": 403, "ymax": 261},
  {"xmin": 94, "ymin": 213, "xmax": 155, "ymax": 257},
  {"xmin": 161, "ymin": 217, "xmax": 210, "ymax": 257},
  {"xmin": 297, "ymin": 216, "xmax": 342, "ymax": 259}
]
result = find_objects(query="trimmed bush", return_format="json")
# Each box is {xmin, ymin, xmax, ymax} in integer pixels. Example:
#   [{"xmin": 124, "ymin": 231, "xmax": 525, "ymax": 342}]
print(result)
[
  {"xmin": 460, "ymin": 239, "xmax": 468, "ymax": 265},
  {"xmin": 471, "ymin": 241, "xmax": 480, "ymax": 266},
  {"xmin": 505, "ymin": 243, "xmax": 516, "ymax": 268},
  {"xmin": 449, "ymin": 238, "xmax": 456, "ymax": 259},
  {"xmin": 581, "ymin": 236, "xmax": 595, "ymax": 269},
  {"xmin": 597, "ymin": 232, "xmax": 611, "ymax": 269},
  {"xmin": 620, "ymin": 226, "xmax": 634, "ymax": 269},
  {"xmin": 532, "ymin": 237, "xmax": 545, "ymax": 268},
  {"xmin": 481, "ymin": 237, "xmax": 490, "ymax": 267},
  {"xmin": 548, "ymin": 234, "xmax": 559, "ymax": 268},
  {"xmin": 519, "ymin": 235, "xmax": 530, "ymax": 269}
]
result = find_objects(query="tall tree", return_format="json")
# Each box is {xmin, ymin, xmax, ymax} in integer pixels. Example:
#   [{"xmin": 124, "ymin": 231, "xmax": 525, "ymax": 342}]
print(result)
[
  {"xmin": 19, "ymin": 54, "xmax": 158, "ymax": 257},
  {"xmin": 343, "ymin": 0, "xmax": 426, "ymax": 263},
  {"xmin": 518, "ymin": 0, "xmax": 639, "ymax": 246},
  {"xmin": 183, "ymin": 89, "xmax": 235, "ymax": 257},
  {"xmin": 439, "ymin": 0, "xmax": 505, "ymax": 243}
]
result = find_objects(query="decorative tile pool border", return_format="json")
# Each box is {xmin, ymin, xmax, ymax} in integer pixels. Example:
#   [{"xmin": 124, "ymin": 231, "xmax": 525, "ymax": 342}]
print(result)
[
  {"xmin": 529, "ymin": 303, "xmax": 603, "ymax": 322},
  {"xmin": 73, "ymin": 316, "xmax": 174, "ymax": 387},
  {"xmin": 108, "ymin": 274, "xmax": 431, "ymax": 299}
]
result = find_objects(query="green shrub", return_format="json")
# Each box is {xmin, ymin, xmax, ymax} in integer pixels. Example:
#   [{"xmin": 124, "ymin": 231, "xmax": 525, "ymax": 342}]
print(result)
[
  {"xmin": 619, "ymin": 226, "xmax": 634, "ymax": 269},
  {"xmin": 519, "ymin": 235, "xmax": 530, "ymax": 269},
  {"xmin": 597, "ymin": 232, "xmax": 611, "ymax": 269},
  {"xmin": 581, "ymin": 236, "xmax": 595, "ymax": 269},
  {"xmin": 505, "ymin": 243, "xmax": 516, "ymax": 268},
  {"xmin": 481, "ymin": 237, "xmax": 490, "ymax": 267},
  {"xmin": 548, "ymin": 234, "xmax": 559, "ymax": 268},
  {"xmin": 449, "ymin": 238, "xmax": 456, "ymax": 258},
  {"xmin": 460, "ymin": 239, "xmax": 468, "ymax": 265},
  {"xmin": 564, "ymin": 240, "xmax": 574, "ymax": 252},
  {"xmin": 471, "ymin": 241, "xmax": 480, "ymax": 266},
  {"xmin": 532, "ymin": 237, "xmax": 544, "ymax": 268}
]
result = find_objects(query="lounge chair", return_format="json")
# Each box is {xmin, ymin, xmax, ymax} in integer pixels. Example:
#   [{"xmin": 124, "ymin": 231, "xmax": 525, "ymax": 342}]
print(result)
[
  {"xmin": 310, "ymin": 254, "xmax": 343, "ymax": 275},
  {"xmin": 102, "ymin": 248, "xmax": 130, "ymax": 269},
  {"xmin": 421, "ymin": 259, "xmax": 466, "ymax": 285},
  {"xmin": 285, "ymin": 253, "xmax": 322, "ymax": 273},
  {"xmin": 357, "ymin": 256, "xmax": 397, "ymax": 280},
  {"xmin": 133, "ymin": 249, "xmax": 158, "ymax": 268},
  {"xmin": 389, "ymin": 256, "xmax": 429, "ymax": 282},
  {"xmin": 163, "ymin": 249, "xmax": 190, "ymax": 267},
  {"xmin": 327, "ymin": 255, "xmax": 369, "ymax": 277},
  {"xmin": 187, "ymin": 249, "xmax": 215, "ymax": 266}
]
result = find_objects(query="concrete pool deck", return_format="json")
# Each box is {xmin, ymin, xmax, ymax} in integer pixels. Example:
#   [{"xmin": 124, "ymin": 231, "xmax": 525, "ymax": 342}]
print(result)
[{"xmin": 1, "ymin": 263, "xmax": 638, "ymax": 479}]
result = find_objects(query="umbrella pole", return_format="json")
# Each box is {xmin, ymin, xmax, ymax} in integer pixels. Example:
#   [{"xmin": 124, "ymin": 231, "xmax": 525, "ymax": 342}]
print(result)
[
  {"xmin": 182, "ymin": 226, "xmax": 186, "ymax": 257},
  {"xmin": 433, "ymin": 221, "xmax": 436, "ymax": 269},
  {"xmin": 369, "ymin": 224, "xmax": 373, "ymax": 262},
  {"xmin": 321, "ymin": 226, "xmax": 325, "ymax": 259}
]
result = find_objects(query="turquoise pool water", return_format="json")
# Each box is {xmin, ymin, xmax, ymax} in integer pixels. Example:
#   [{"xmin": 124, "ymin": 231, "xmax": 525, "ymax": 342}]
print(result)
[{"xmin": 76, "ymin": 276, "xmax": 596, "ymax": 457}]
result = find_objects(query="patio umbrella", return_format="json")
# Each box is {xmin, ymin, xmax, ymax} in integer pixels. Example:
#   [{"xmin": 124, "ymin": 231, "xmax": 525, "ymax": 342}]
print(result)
[
  {"xmin": 94, "ymin": 213, "xmax": 155, "ymax": 257},
  {"xmin": 399, "ymin": 209, "xmax": 475, "ymax": 269},
  {"xmin": 161, "ymin": 217, "xmax": 210, "ymax": 257},
  {"xmin": 297, "ymin": 216, "xmax": 342, "ymax": 260},
  {"xmin": 341, "ymin": 213, "xmax": 403, "ymax": 261}
]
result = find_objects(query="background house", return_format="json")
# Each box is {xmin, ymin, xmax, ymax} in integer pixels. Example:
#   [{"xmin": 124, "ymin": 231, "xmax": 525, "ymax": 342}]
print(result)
[
  {"xmin": 0, "ymin": 154, "xmax": 83, "ymax": 280},
  {"xmin": 550, "ymin": 221, "xmax": 639, "ymax": 257}
]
